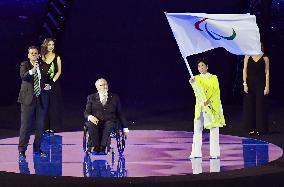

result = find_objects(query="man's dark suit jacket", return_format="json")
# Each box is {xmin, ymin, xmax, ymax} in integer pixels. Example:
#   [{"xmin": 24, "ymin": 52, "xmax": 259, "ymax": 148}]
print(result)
[
  {"xmin": 17, "ymin": 60, "xmax": 48, "ymax": 105},
  {"xmin": 17, "ymin": 61, "xmax": 35, "ymax": 105},
  {"xmin": 84, "ymin": 93, "xmax": 128, "ymax": 128}
]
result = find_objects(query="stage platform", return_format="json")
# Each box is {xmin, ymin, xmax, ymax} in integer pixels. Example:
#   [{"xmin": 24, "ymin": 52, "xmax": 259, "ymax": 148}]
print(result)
[{"xmin": 0, "ymin": 130, "xmax": 282, "ymax": 182}]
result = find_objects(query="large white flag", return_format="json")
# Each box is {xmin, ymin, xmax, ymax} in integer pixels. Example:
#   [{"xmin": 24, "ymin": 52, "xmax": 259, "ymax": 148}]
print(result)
[{"xmin": 165, "ymin": 13, "xmax": 262, "ymax": 57}]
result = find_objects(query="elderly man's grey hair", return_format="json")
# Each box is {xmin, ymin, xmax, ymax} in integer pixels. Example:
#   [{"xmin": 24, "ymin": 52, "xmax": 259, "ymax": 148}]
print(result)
[{"xmin": 95, "ymin": 78, "xmax": 107, "ymax": 87}]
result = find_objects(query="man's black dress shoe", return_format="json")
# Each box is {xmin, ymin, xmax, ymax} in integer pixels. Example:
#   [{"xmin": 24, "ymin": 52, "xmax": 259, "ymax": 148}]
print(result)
[
  {"xmin": 255, "ymin": 131, "xmax": 267, "ymax": 136},
  {"xmin": 19, "ymin": 151, "xmax": 26, "ymax": 158}
]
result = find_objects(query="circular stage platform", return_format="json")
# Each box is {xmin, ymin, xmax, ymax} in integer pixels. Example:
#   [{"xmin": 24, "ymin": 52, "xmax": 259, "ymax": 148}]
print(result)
[{"xmin": 0, "ymin": 130, "xmax": 282, "ymax": 177}]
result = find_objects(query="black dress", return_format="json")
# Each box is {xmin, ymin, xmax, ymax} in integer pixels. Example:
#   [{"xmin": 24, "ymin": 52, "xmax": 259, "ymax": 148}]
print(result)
[
  {"xmin": 243, "ymin": 55, "xmax": 268, "ymax": 133},
  {"xmin": 44, "ymin": 55, "xmax": 62, "ymax": 132}
]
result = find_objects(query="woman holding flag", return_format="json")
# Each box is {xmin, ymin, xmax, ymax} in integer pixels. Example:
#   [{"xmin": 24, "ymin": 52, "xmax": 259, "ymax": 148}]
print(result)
[{"xmin": 189, "ymin": 58, "xmax": 226, "ymax": 159}]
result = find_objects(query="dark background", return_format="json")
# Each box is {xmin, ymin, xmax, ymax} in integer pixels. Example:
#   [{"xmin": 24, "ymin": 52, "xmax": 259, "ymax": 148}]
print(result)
[
  {"xmin": 0, "ymin": 0, "xmax": 283, "ymax": 131},
  {"xmin": 1, "ymin": 1, "xmax": 284, "ymax": 186}
]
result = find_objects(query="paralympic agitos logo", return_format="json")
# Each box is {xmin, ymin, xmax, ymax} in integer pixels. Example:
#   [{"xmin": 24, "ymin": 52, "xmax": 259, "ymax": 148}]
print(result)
[{"xmin": 194, "ymin": 18, "xmax": 236, "ymax": 40}]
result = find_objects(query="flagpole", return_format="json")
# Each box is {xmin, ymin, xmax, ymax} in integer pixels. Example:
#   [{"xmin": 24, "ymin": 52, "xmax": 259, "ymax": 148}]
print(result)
[{"xmin": 183, "ymin": 57, "xmax": 204, "ymax": 103}]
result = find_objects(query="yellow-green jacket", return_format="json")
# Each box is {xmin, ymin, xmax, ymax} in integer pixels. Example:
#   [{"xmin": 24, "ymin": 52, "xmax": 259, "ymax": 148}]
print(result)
[{"xmin": 191, "ymin": 73, "xmax": 226, "ymax": 129}]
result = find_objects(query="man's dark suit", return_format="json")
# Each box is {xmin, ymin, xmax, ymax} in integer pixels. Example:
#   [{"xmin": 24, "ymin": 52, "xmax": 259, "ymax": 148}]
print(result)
[
  {"xmin": 84, "ymin": 93, "xmax": 128, "ymax": 152},
  {"xmin": 18, "ymin": 60, "xmax": 49, "ymax": 152}
]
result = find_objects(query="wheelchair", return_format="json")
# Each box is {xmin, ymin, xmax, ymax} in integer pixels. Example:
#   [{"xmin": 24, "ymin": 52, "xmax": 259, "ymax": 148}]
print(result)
[{"xmin": 83, "ymin": 121, "xmax": 126, "ymax": 155}]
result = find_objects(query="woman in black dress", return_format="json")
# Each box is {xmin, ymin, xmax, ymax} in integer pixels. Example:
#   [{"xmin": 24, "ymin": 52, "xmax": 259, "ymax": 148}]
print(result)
[
  {"xmin": 242, "ymin": 52, "xmax": 270, "ymax": 135},
  {"xmin": 41, "ymin": 38, "xmax": 62, "ymax": 133}
]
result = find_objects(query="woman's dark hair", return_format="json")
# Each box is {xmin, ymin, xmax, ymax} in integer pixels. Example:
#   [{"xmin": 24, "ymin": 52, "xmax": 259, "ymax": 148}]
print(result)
[
  {"xmin": 197, "ymin": 57, "xmax": 208, "ymax": 66},
  {"xmin": 41, "ymin": 38, "xmax": 55, "ymax": 58}
]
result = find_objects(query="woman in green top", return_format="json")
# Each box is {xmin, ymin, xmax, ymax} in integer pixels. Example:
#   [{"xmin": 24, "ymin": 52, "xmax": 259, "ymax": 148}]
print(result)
[{"xmin": 189, "ymin": 58, "xmax": 225, "ymax": 159}]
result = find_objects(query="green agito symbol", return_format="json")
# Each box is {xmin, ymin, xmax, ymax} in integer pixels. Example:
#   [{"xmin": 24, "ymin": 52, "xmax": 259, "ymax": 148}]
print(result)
[
  {"xmin": 48, "ymin": 63, "xmax": 55, "ymax": 78},
  {"xmin": 195, "ymin": 18, "xmax": 236, "ymax": 40}
]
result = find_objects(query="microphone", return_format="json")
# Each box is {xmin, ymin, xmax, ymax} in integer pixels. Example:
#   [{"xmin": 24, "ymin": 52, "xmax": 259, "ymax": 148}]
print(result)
[{"xmin": 34, "ymin": 60, "xmax": 39, "ymax": 70}]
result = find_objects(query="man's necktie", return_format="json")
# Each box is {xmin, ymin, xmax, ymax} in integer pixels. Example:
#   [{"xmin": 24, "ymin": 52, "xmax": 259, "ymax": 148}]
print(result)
[{"xmin": 34, "ymin": 70, "xmax": 41, "ymax": 97}]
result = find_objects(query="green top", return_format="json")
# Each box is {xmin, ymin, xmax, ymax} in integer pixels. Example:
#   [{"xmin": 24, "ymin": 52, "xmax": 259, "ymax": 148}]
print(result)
[{"xmin": 191, "ymin": 73, "xmax": 226, "ymax": 129}]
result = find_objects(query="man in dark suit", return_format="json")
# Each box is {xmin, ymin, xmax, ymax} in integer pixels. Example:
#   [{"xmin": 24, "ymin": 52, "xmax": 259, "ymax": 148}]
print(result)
[
  {"xmin": 18, "ymin": 46, "xmax": 51, "ymax": 159},
  {"xmin": 84, "ymin": 78, "xmax": 129, "ymax": 154}
]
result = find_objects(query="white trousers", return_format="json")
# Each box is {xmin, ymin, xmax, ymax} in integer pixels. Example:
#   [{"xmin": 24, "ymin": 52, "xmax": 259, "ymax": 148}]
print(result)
[{"xmin": 190, "ymin": 112, "xmax": 220, "ymax": 158}]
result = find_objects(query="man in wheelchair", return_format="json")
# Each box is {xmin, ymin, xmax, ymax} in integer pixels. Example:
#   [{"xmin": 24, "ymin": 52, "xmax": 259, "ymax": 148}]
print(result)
[{"xmin": 84, "ymin": 78, "xmax": 129, "ymax": 154}]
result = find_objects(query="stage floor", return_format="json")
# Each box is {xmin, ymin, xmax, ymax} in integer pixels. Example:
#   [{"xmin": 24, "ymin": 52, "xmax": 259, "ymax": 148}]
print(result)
[{"xmin": 0, "ymin": 130, "xmax": 282, "ymax": 177}]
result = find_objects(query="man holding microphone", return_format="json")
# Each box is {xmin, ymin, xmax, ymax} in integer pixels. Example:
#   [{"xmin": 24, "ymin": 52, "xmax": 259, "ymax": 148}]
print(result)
[{"xmin": 18, "ymin": 46, "xmax": 51, "ymax": 159}]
